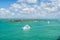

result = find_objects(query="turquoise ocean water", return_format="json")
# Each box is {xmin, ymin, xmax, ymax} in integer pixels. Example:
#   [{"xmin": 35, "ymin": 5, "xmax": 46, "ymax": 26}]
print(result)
[{"xmin": 0, "ymin": 20, "xmax": 60, "ymax": 40}]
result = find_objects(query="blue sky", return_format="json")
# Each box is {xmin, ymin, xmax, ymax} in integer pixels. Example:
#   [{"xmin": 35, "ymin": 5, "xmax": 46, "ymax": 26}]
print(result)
[
  {"xmin": 0, "ymin": 0, "xmax": 17, "ymax": 8},
  {"xmin": 0, "ymin": 0, "xmax": 60, "ymax": 19}
]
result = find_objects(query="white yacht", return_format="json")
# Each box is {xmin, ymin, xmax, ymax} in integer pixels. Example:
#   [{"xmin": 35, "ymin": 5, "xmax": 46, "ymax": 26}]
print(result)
[{"xmin": 22, "ymin": 24, "xmax": 31, "ymax": 30}]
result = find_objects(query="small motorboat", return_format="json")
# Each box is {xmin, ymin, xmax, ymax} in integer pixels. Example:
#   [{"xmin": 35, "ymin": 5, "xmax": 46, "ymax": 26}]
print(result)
[
  {"xmin": 48, "ymin": 21, "xmax": 50, "ymax": 24},
  {"xmin": 22, "ymin": 24, "xmax": 31, "ymax": 30}
]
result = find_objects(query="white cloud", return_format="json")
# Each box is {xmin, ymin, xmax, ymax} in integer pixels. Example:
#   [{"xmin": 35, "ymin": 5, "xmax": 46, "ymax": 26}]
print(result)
[
  {"xmin": 27, "ymin": 0, "xmax": 37, "ymax": 3},
  {"xmin": 10, "ymin": 3, "xmax": 22, "ymax": 11},
  {"xmin": 23, "ymin": 7, "xmax": 29, "ymax": 11},
  {"xmin": 0, "ymin": 8, "xmax": 10, "ymax": 13},
  {"xmin": 0, "ymin": 0, "xmax": 60, "ymax": 19},
  {"xmin": 11, "ymin": 13, "xmax": 15, "ymax": 16},
  {"xmin": 40, "ymin": 2, "xmax": 58, "ymax": 13}
]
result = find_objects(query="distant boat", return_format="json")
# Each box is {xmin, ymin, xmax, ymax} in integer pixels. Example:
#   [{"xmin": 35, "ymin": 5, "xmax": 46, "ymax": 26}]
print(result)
[
  {"xmin": 22, "ymin": 24, "xmax": 31, "ymax": 30},
  {"xmin": 48, "ymin": 21, "xmax": 50, "ymax": 24}
]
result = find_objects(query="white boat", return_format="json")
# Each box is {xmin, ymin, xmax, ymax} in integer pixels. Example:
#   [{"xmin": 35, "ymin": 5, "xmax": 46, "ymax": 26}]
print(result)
[
  {"xmin": 48, "ymin": 21, "xmax": 50, "ymax": 24},
  {"xmin": 22, "ymin": 24, "xmax": 31, "ymax": 30}
]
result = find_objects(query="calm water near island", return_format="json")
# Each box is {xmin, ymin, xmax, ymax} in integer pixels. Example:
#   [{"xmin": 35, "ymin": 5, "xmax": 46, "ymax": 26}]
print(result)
[{"xmin": 0, "ymin": 20, "xmax": 60, "ymax": 40}]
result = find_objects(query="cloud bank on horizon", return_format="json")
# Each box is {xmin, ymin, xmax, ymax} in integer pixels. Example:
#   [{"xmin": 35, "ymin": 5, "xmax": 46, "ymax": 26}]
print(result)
[{"xmin": 0, "ymin": 0, "xmax": 60, "ymax": 19}]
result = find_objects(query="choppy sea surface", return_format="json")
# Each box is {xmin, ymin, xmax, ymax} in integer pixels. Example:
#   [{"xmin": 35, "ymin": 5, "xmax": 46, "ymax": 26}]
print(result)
[{"xmin": 0, "ymin": 20, "xmax": 60, "ymax": 40}]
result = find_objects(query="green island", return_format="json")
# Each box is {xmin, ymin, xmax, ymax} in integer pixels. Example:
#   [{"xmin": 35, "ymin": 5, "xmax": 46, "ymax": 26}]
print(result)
[
  {"xmin": 4, "ymin": 19, "xmax": 37, "ymax": 22},
  {"xmin": 4, "ymin": 19, "xmax": 58, "ymax": 22}
]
